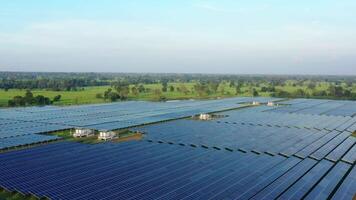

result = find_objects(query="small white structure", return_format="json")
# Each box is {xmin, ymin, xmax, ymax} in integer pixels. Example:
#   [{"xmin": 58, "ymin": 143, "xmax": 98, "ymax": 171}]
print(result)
[
  {"xmin": 267, "ymin": 101, "xmax": 275, "ymax": 106},
  {"xmin": 252, "ymin": 101, "xmax": 260, "ymax": 105},
  {"xmin": 98, "ymin": 131, "xmax": 117, "ymax": 141},
  {"xmin": 73, "ymin": 128, "xmax": 94, "ymax": 138},
  {"xmin": 199, "ymin": 113, "xmax": 211, "ymax": 120}
]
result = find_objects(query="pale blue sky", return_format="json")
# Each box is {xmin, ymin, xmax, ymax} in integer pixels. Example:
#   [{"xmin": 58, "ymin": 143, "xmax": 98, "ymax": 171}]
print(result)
[{"xmin": 0, "ymin": 0, "xmax": 355, "ymax": 74}]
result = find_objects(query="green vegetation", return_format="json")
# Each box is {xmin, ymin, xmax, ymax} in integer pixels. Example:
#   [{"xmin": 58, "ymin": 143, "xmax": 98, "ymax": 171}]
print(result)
[
  {"xmin": 50, "ymin": 130, "xmax": 102, "ymax": 144},
  {"xmin": 50, "ymin": 129, "xmax": 142, "ymax": 144},
  {"xmin": 52, "ymin": 129, "xmax": 73, "ymax": 140},
  {"xmin": 0, "ymin": 188, "xmax": 41, "ymax": 200},
  {"xmin": 113, "ymin": 130, "xmax": 144, "ymax": 143},
  {"xmin": 0, "ymin": 72, "xmax": 355, "ymax": 107},
  {"xmin": 7, "ymin": 90, "xmax": 55, "ymax": 107},
  {"xmin": 0, "ymin": 86, "xmax": 110, "ymax": 107}
]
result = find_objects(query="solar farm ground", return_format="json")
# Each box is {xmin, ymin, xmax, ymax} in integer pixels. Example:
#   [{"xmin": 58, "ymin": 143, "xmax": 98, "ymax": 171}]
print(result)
[{"xmin": 0, "ymin": 98, "xmax": 355, "ymax": 200}]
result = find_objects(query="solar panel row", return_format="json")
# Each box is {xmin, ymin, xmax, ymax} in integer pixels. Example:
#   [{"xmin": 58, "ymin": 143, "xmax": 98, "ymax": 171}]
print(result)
[
  {"xmin": 220, "ymin": 106, "xmax": 354, "ymax": 131},
  {"xmin": 0, "ymin": 97, "xmax": 280, "ymax": 149},
  {"xmin": 269, "ymin": 98, "xmax": 356, "ymax": 117},
  {"xmin": 133, "ymin": 119, "xmax": 354, "ymax": 159},
  {"xmin": 0, "ymin": 97, "xmax": 355, "ymax": 199},
  {"xmin": 0, "ymin": 134, "xmax": 59, "ymax": 149},
  {"xmin": 0, "ymin": 141, "xmax": 354, "ymax": 200}
]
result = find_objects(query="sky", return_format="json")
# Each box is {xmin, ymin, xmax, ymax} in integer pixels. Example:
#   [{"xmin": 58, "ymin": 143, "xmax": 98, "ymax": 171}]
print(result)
[{"xmin": 0, "ymin": 0, "xmax": 355, "ymax": 75}]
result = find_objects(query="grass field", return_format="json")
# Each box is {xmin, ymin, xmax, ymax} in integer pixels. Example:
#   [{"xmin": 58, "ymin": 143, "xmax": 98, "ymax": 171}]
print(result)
[
  {"xmin": 0, "ymin": 81, "xmax": 343, "ymax": 107},
  {"xmin": 0, "ymin": 82, "xmax": 245, "ymax": 107}
]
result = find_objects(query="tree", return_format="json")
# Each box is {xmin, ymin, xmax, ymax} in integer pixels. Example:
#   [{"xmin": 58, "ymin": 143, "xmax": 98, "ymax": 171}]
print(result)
[
  {"xmin": 153, "ymin": 89, "xmax": 166, "ymax": 101},
  {"xmin": 8, "ymin": 96, "xmax": 26, "ymax": 107},
  {"xmin": 312, "ymin": 90, "xmax": 327, "ymax": 97},
  {"xmin": 8, "ymin": 91, "xmax": 53, "ymax": 107},
  {"xmin": 235, "ymin": 85, "xmax": 242, "ymax": 95},
  {"xmin": 272, "ymin": 90, "xmax": 290, "ymax": 98},
  {"xmin": 8, "ymin": 99, "xmax": 15, "ymax": 107},
  {"xmin": 260, "ymin": 87, "xmax": 268, "ymax": 92},
  {"xmin": 104, "ymin": 88, "xmax": 112, "ymax": 100},
  {"xmin": 108, "ymin": 92, "xmax": 120, "ymax": 101},
  {"xmin": 53, "ymin": 95, "xmax": 61, "ymax": 102},
  {"xmin": 138, "ymin": 85, "xmax": 145, "ymax": 93},
  {"xmin": 169, "ymin": 85, "xmax": 175, "ymax": 92},
  {"xmin": 194, "ymin": 83, "xmax": 209, "ymax": 97},
  {"xmin": 344, "ymin": 89, "xmax": 352, "ymax": 97},
  {"xmin": 328, "ymin": 85, "xmax": 344, "ymax": 97},
  {"xmin": 113, "ymin": 81, "xmax": 130, "ymax": 100},
  {"xmin": 294, "ymin": 89, "xmax": 306, "ymax": 97},
  {"xmin": 34, "ymin": 95, "xmax": 51, "ymax": 106},
  {"xmin": 103, "ymin": 88, "xmax": 120, "ymax": 101},
  {"xmin": 208, "ymin": 82, "xmax": 219, "ymax": 94},
  {"xmin": 131, "ymin": 86, "xmax": 139, "ymax": 96},
  {"xmin": 179, "ymin": 84, "xmax": 190, "ymax": 95},
  {"xmin": 220, "ymin": 87, "xmax": 225, "ymax": 95},
  {"xmin": 24, "ymin": 90, "xmax": 34, "ymax": 105},
  {"xmin": 162, "ymin": 82, "xmax": 168, "ymax": 92},
  {"xmin": 307, "ymin": 82, "xmax": 316, "ymax": 90},
  {"xmin": 252, "ymin": 88, "xmax": 259, "ymax": 97},
  {"xmin": 229, "ymin": 81, "xmax": 235, "ymax": 88}
]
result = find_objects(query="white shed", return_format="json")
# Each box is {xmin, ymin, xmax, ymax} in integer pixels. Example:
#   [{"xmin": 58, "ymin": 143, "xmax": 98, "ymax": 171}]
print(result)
[
  {"xmin": 98, "ymin": 131, "xmax": 117, "ymax": 141},
  {"xmin": 267, "ymin": 101, "xmax": 275, "ymax": 106},
  {"xmin": 252, "ymin": 101, "xmax": 260, "ymax": 105},
  {"xmin": 73, "ymin": 128, "xmax": 94, "ymax": 138},
  {"xmin": 199, "ymin": 113, "xmax": 211, "ymax": 120}
]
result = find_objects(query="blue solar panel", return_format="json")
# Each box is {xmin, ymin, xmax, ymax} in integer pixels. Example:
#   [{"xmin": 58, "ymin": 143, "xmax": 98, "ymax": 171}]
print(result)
[
  {"xmin": 310, "ymin": 131, "xmax": 351, "ymax": 160},
  {"xmin": 305, "ymin": 161, "xmax": 351, "ymax": 200},
  {"xmin": 0, "ymin": 141, "xmax": 289, "ymax": 199},
  {"xmin": 134, "ymin": 118, "xmax": 330, "ymax": 155},
  {"xmin": 326, "ymin": 137, "xmax": 356, "ymax": 162},
  {"xmin": 0, "ymin": 97, "xmax": 355, "ymax": 199},
  {"xmin": 250, "ymin": 158, "xmax": 317, "ymax": 200},
  {"xmin": 342, "ymin": 144, "xmax": 356, "ymax": 164},
  {"xmin": 0, "ymin": 97, "xmax": 280, "ymax": 148},
  {"xmin": 269, "ymin": 98, "xmax": 356, "ymax": 117},
  {"xmin": 278, "ymin": 159, "xmax": 334, "ymax": 199},
  {"xmin": 331, "ymin": 165, "xmax": 356, "ymax": 200}
]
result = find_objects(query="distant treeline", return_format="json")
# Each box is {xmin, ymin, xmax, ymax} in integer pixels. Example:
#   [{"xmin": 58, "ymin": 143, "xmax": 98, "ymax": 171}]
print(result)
[
  {"xmin": 1, "ymin": 72, "xmax": 355, "ymax": 91},
  {"xmin": 1, "ymin": 72, "xmax": 356, "ymax": 101}
]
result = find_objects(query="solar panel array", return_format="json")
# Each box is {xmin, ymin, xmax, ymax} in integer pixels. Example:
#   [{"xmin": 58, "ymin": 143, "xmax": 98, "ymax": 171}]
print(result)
[
  {"xmin": 134, "ymin": 119, "xmax": 355, "ymax": 159},
  {"xmin": 0, "ymin": 141, "xmax": 354, "ymax": 200},
  {"xmin": 220, "ymin": 106, "xmax": 356, "ymax": 132},
  {"xmin": 0, "ymin": 97, "xmax": 278, "ymax": 149},
  {"xmin": 269, "ymin": 98, "xmax": 356, "ymax": 117},
  {"xmin": 0, "ymin": 98, "xmax": 355, "ymax": 199}
]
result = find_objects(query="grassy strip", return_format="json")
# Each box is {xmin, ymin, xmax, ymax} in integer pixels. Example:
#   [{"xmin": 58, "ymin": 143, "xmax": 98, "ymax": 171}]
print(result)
[
  {"xmin": 0, "ymin": 188, "xmax": 44, "ymax": 200},
  {"xmin": 50, "ymin": 129, "xmax": 103, "ymax": 144},
  {"xmin": 51, "ymin": 129, "xmax": 143, "ymax": 144}
]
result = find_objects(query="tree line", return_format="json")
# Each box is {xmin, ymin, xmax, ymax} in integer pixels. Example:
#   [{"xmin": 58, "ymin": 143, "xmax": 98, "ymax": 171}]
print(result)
[
  {"xmin": 96, "ymin": 79, "xmax": 356, "ymax": 102},
  {"xmin": 1, "ymin": 72, "xmax": 355, "ymax": 102},
  {"xmin": 1, "ymin": 71, "xmax": 355, "ymax": 90},
  {"xmin": 8, "ymin": 90, "xmax": 61, "ymax": 107}
]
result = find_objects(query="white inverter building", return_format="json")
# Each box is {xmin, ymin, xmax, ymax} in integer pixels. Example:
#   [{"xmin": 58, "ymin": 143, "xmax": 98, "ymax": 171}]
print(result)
[
  {"xmin": 98, "ymin": 131, "xmax": 117, "ymax": 141},
  {"xmin": 73, "ymin": 128, "xmax": 95, "ymax": 138}
]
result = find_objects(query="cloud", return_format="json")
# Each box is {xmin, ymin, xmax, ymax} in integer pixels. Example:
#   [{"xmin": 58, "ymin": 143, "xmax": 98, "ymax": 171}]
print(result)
[{"xmin": 0, "ymin": 19, "xmax": 355, "ymax": 74}]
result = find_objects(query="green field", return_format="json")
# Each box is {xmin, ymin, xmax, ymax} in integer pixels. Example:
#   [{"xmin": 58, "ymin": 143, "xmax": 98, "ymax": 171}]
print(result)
[
  {"xmin": 0, "ymin": 82, "xmax": 246, "ymax": 107},
  {"xmin": 0, "ymin": 81, "xmax": 350, "ymax": 107}
]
